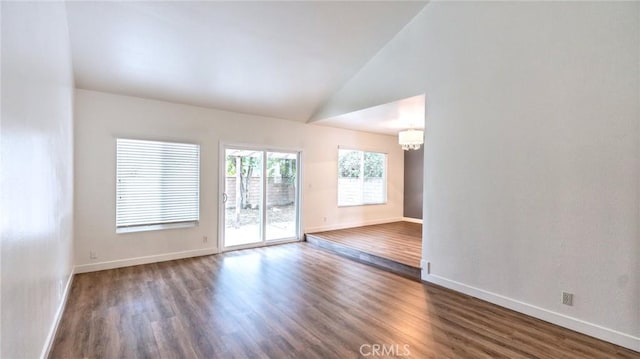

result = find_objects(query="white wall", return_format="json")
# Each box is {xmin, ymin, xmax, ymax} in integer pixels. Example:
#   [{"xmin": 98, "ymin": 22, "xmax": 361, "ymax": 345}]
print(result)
[
  {"xmin": 314, "ymin": 1, "xmax": 640, "ymax": 351},
  {"xmin": 74, "ymin": 89, "xmax": 403, "ymax": 270},
  {"xmin": 0, "ymin": 2, "xmax": 75, "ymax": 358}
]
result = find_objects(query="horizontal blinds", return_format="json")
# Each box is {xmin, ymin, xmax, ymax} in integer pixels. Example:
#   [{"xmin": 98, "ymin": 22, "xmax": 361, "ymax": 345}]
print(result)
[{"xmin": 116, "ymin": 138, "xmax": 200, "ymax": 228}]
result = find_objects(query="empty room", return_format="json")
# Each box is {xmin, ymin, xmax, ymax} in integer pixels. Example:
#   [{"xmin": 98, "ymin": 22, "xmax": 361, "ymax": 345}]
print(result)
[{"xmin": 1, "ymin": 1, "xmax": 639, "ymax": 358}]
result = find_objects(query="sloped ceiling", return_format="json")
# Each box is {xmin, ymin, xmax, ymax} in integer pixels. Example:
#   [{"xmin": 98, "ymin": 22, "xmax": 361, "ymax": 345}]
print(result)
[
  {"xmin": 66, "ymin": 1, "xmax": 427, "ymax": 122},
  {"xmin": 313, "ymin": 94, "xmax": 425, "ymax": 135}
]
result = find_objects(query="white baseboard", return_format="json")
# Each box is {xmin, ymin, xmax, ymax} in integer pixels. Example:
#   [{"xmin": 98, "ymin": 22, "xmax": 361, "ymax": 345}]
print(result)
[
  {"xmin": 75, "ymin": 247, "xmax": 218, "ymax": 274},
  {"xmin": 422, "ymin": 273, "xmax": 640, "ymax": 352},
  {"xmin": 41, "ymin": 266, "xmax": 75, "ymax": 359},
  {"xmin": 402, "ymin": 217, "xmax": 423, "ymax": 224},
  {"xmin": 305, "ymin": 217, "xmax": 404, "ymax": 233}
]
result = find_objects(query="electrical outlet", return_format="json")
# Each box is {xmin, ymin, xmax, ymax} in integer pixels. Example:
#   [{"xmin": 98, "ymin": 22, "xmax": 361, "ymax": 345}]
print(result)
[
  {"xmin": 421, "ymin": 260, "xmax": 431, "ymax": 273},
  {"xmin": 202, "ymin": 236, "xmax": 208, "ymax": 243},
  {"xmin": 562, "ymin": 292, "xmax": 573, "ymax": 306},
  {"xmin": 90, "ymin": 251, "xmax": 97, "ymax": 260}
]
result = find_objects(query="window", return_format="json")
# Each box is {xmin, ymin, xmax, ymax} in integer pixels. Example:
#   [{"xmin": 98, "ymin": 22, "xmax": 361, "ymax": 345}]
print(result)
[
  {"xmin": 116, "ymin": 138, "xmax": 200, "ymax": 233},
  {"xmin": 338, "ymin": 148, "xmax": 387, "ymax": 206}
]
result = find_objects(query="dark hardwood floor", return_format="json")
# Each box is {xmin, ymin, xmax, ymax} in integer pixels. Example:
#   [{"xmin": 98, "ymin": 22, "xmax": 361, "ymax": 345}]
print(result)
[
  {"xmin": 306, "ymin": 221, "xmax": 422, "ymax": 279},
  {"xmin": 307, "ymin": 221, "xmax": 422, "ymax": 267},
  {"xmin": 50, "ymin": 243, "xmax": 639, "ymax": 358}
]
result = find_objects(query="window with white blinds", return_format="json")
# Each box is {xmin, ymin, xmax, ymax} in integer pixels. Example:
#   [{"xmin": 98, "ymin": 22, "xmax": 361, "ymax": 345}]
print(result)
[{"xmin": 116, "ymin": 138, "xmax": 200, "ymax": 232}]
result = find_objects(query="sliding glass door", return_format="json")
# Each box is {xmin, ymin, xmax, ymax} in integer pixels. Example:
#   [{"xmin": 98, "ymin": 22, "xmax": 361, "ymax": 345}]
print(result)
[
  {"xmin": 223, "ymin": 149, "xmax": 263, "ymax": 247},
  {"xmin": 265, "ymin": 152, "xmax": 298, "ymax": 241},
  {"xmin": 222, "ymin": 146, "xmax": 300, "ymax": 250}
]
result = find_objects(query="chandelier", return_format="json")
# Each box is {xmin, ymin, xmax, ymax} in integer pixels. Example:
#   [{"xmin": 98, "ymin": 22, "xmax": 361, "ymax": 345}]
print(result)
[{"xmin": 398, "ymin": 129, "xmax": 423, "ymax": 150}]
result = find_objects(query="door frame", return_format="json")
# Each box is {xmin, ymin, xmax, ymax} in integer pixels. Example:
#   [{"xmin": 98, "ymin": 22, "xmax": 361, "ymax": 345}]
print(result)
[{"xmin": 218, "ymin": 141, "xmax": 303, "ymax": 252}]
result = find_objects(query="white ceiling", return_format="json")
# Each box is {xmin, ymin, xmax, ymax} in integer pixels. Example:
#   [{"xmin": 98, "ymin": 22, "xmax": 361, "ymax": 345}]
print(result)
[
  {"xmin": 313, "ymin": 94, "xmax": 425, "ymax": 135},
  {"xmin": 66, "ymin": 1, "xmax": 427, "ymax": 122}
]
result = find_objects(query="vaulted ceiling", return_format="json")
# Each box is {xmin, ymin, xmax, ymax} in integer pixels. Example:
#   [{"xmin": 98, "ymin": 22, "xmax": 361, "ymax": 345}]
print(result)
[
  {"xmin": 66, "ymin": 1, "xmax": 427, "ymax": 122},
  {"xmin": 313, "ymin": 94, "xmax": 425, "ymax": 135}
]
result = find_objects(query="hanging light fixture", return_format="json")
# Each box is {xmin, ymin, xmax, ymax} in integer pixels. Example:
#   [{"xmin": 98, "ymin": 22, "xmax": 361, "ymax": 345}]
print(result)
[{"xmin": 398, "ymin": 129, "xmax": 423, "ymax": 150}]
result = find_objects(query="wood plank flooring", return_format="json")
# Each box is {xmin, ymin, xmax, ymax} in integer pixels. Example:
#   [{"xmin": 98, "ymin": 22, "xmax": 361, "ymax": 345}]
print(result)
[
  {"xmin": 50, "ymin": 243, "xmax": 639, "ymax": 359},
  {"xmin": 306, "ymin": 221, "xmax": 422, "ymax": 269},
  {"xmin": 305, "ymin": 233, "xmax": 421, "ymax": 280}
]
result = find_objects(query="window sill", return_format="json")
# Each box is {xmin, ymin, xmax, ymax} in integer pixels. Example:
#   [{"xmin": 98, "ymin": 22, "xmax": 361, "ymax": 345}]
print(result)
[
  {"xmin": 337, "ymin": 202, "xmax": 387, "ymax": 208},
  {"xmin": 116, "ymin": 221, "xmax": 198, "ymax": 234}
]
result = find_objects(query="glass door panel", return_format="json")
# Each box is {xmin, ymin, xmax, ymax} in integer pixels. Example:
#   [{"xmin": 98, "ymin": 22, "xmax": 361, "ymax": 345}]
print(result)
[
  {"xmin": 223, "ymin": 149, "xmax": 263, "ymax": 247},
  {"xmin": 265, "ymin": 152, "xmax": 298, "ymax": 241}
]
